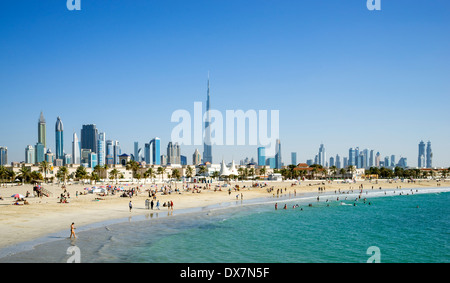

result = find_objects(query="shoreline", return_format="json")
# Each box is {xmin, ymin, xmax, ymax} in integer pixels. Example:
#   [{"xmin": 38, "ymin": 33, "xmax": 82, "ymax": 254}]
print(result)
[{"xmin": 0, "ymin": 179, "xmax": 447, "ymax": 258}]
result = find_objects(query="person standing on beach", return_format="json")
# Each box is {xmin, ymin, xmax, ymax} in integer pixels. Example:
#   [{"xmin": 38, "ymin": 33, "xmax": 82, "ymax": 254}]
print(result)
[
  {"xmin": 170, "ymin": 200, "xmax": 174, "ymax": 210},
  {"xmin": 70, "ymin": 222, "xmax": 76, "ymax": 239},
  {"xmin": 129, "ymin": 201, "xmax": 133, "ymax": 212},
  {"xmin": 156, "ymin": 200, "xmax": 160, "ymax": 210},
  {"xmin": 151, "ymin": 199, "xmax": 154, "ymax": 210}
]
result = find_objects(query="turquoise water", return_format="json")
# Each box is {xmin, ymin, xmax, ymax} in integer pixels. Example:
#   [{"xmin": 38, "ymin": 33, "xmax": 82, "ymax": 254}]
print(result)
[{"xmin": 1, "ymin": 188, "xmax": 449, "ymax": 263}]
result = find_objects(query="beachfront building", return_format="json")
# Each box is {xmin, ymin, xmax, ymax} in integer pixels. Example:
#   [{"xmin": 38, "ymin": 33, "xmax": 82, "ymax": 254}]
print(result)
[{"xmin": 38, "ymin": 112, "xmax": 47, "ymax": 148}]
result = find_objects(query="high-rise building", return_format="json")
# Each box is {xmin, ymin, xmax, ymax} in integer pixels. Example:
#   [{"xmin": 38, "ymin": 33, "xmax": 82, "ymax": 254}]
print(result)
[
  {"xmin": 64, "ymin": 153, "xmax": 72, "ymax": 165},
  {"xmin": 72, "ymin": 132, "xmax": 80, "ymax": 165},
  {"xmin": 418, "ymin": 140, "xmax": 426, "ymax": 168},
  {"xmin": 0, "ymin": 146, "xmax": 7, "ymax": 166},
  {"xmin": 318, "ymin": 144, "xmax": 326, "ymax": 167},
  {"xmin": 257, "ymin": 147, "xmax": 266, "ymax": 166},
  {"xmin": 81, "ymin": 124, "xmax": 98, "ymax": 154},
  {"xmin": 134, "ymin": 142, "xmax": 139, "ymax": 162},
  {"xmin": 167, "ymin": 142, "xmax": 180, "ymax": 165},
  {"xmin": 203, "ymin": 73, "xmax": 213, "ymax": 164},
  {"xmin": 391, "ymin": 155, "xmax": 396, "ymax": 167},
  {"xmin": 193, "ymin": 149, "xmax": 201, "ymax": 165},
  {"xmin": 426, "ymin": 141, "xmax": 433, "ymax": 168},
  {"xmin": 181, "ymin": 155, "xmax": 187, "ymax": 166},
  {"xmin": 348, "ymin": 148, "xmax": 356, "ymax": 167},
  {"xmin": 375, "ymin": 152, "xmax": 381, "ymax": 167},
  {"xmin": 97, "ymin": 132, "xmax": 106, "ymax": 166},
  {"xmin": 336, "ymin": 154, "xmax": 341, "ymax": 169},
  {"xmin": 275, "ymin": 139, "xmax": 282, "ymax": 169},
  {"xmin": 25, "ymin": 145, "xmax": 35, "ymax": 164},
  {"xmin": 35, "ymin": 143, "xmax": 45, "ymax": 164},
  {"xmin": 369, "ymin": 150, "xmax": 374, "ymax": 168},
  {"xmin": 150, "ymin": 138, "xmax": 161, "ymax": 165},
  {"xmin": 113, "ymin": 141, "xmax": 121, "ymax": 165},
  {"xmin": 363, "ymin": 149, "xmax": 369, "ymax": 169},
  {"xmin": 291, "ymin": 152, "xmax": 297, "ymax": 166},
  {"xmin": 89, "ymin": 152, "xmax": 98, "ymax": 168},
  {"xmin": 329, "ymin": 156, "xmax": 335, "ymax": 167},
  {"xmin": 38, "ymin": 112, "xmax": 47, "ymax": 148},
  {"xmin": 55, "ymin": 116, "xmax": 64, "ymax": 160},
  {"xmin": 45, "ymin": 149, "xmax": 54, "ymax": 164}
]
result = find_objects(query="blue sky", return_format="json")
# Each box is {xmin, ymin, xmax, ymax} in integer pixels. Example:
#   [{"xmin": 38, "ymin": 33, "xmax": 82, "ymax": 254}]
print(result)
[{"xmin": 1, "ymin": 0, "xmax": 449, "ymax": 167}]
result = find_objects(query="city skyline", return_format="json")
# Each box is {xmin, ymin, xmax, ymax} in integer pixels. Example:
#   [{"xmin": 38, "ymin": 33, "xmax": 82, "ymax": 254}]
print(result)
[{"xmin": 0, "ymin": 1, "xmax": 449, "ymax": 167}]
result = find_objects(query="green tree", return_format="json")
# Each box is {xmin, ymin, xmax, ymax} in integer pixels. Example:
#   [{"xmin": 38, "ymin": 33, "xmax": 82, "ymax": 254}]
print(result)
[{"xmin": 57, "ymin": 166, "xmax": 69, "ymax": 184}]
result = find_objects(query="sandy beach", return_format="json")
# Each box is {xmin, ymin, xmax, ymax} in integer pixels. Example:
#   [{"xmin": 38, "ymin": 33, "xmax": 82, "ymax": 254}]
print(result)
[{"xmin": 0, "ymin": 178, "xmax": 446, "ymax": 251}]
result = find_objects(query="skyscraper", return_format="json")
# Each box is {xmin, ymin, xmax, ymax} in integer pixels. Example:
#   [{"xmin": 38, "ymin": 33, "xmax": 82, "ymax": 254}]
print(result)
[
  {"xmin": 258, "ymin": 147, "xmax": 266, "ymax": 166},
  {"xmin": 336, "ymin": 154, "xmax": 341, "ymax": 169},
  {"xmin": 72, "ymin": 132, "xmax": 80, "ymax": 165},
  {"xmin": 193, "ymin": 149, "xmax": 201, "ymax": 165},
  {"xmin": 35, "ymin": 143, "xmax": 45, "ymax": 164},
  {"xmin": 0, "ymin": 146, "xmax": 7, "ymax": 166},
  {"xmin": 134, "ymin": 142, "xmax": 139, "ymax": 162},
  {"xmin": 349, "ymin": 148, "xmax": 356, "ymax": 167},
  {"xmin": 275, "ymin": 139, "xmax": 282, "ymax": 169},
  {"xmin": 97, "ymin": 132, "xmax": 106, "ymax": 166},
  {"xmin": 291, "ymin": 152, "xmax": 297, "ymax": 166},
  {"xmin": 318, "ymin": 144, "xmax": 326, "ymax": 167},
  {"xmin": 167, "ymin": 142, "xmax": 181, "ymax": 165},
  {"xmin": 55, "ymin": 116, "xmax": 64, "ymax": 160},
  {"xmin": 81, "ymin": 124, "xmax": 98, "ymax": 154},
  {"xmin": 426, "ymin": 141, "xmax": 433, "ymax": 168},
  {"xmin": 418, "ymin": 140, "xmax": 426, "ymax": 168},
  {"xmin": 203, "ymin": 73, "xmax": 213, "ymax": 164},
  {"xmin": 25, "ymin": 145, "xmax": 35, "ymax": 164},
  {"xmin": 38, "ymin": 112, "xmax": 46, "ymax": 148},
  {"xmin": 150, "ymin": 137, "xmax": 161, "ymax": 165}
]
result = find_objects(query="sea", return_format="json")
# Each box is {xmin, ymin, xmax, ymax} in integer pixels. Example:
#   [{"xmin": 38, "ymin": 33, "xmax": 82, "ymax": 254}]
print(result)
[{"xmin": 0, "ymin": 186, "xmax": 449, "ymax": 263}]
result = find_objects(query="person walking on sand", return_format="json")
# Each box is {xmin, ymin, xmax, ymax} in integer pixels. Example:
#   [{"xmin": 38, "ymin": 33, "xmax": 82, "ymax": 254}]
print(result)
[
  {"xmin": 129, "ymin": 201, "xmax": 133, "ymax": 212},
  {"xmin": 156, "ymin": 200, "xmax": 160, "ymax": 210},
  {"xmin": 70, "ymin": 222, "xmax": 76, "ymax": 239},
  {"xmin": 170, "ymin": 200, "xmax": 174, "ymax": 211}
]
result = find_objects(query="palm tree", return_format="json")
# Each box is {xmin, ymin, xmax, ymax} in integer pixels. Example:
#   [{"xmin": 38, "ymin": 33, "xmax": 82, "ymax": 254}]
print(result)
[
  {"xmin": 197, "ymin": 165, "xmax": 207, "ymax": 176},
  {"xmin": 39, "ymin": 161, "xmax": 51, "ymax": 183},
  {"xmin": 109, "ymin": 168, "xmax": 120, "ymax": 184},
  {"xmin": 157, "ymin": 166, "xmax": 166, "ymax": 181},
  {"xmin": 57, "ymin": 166, "xmax": 69, "ymax": 185},
  {"xmin": 145, "ymin": 167, "xmax": 156, "ymax": 183},
  {"xmin": 211, "ymin": 170, "xmax": 220, "ymax": 180},
  {"xmin": 18, "ymin": 165, "xmax": 31, "ymax": 184},
  {"xmin": 75, "ymin": 165, "xmax": 88, "ymax": 184},
  {"xmin": 186, "ymin": 166, "xmax": 194, "ymax": 179},
  {"xmin": 259, "ymin": 167, "xmax": 266, "ymax": 177},
  {"xmin": 126, "ymin": 160, "xmax": 140, "ymax": 183},
  {"xmin": 171, "ymin": 169, "xmax": 181, "ymax": 180},
  {"xmin": 0, "ymin": 165, "xmax": 7, "ymax": 186}
]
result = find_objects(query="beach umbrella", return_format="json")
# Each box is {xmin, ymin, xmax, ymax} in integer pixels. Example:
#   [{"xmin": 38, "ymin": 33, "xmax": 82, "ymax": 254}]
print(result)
[{"xmin": 11, "ymin": 194, "xmax": 25, "ymax": 199}]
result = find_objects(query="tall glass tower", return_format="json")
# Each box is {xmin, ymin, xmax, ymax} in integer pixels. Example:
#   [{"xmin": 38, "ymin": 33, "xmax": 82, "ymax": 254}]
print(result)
[
  {"xmin": 258, "ymin": 147, "xmax": 266, "ymax": 166},
  {"xmin": 203, "ymin": 73, "xmax": 213, "ymax": 164},
  {"xmin": 418, "ymin": 140, "xmax": 426, "ymax": 168},
  {"xmin": 81, "ymin": 124, "xmax": 98, "ymax": 154},
  {"xmin": 55, "ymin": 116, "xmax": 64, "ymax": 160},
  {"xmin": 97, "ymin": 132, "xmax": 106, "ymax": 166},
  {"xmin": 38, "ymin": 112, "xmax": 47, "ymax": 148},
  {"xmin": 150, "ymin": 137, "xmax": 161, "ymax": 165},
  {"xmin": 426, "ymin": 141, "xmax": 433, "ymax": 168}
]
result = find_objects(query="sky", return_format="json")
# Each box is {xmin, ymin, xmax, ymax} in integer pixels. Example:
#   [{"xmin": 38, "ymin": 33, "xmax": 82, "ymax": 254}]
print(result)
[{"xmin": 0, "ymin": 0, "xmax": 449, "ymax": 167}]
